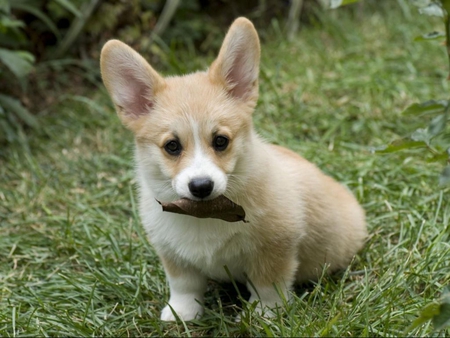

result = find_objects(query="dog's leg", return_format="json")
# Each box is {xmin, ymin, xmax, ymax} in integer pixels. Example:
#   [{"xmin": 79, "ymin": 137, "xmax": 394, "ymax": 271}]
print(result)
[
  {"xmin": 244, "ymin": 280, "xmax": 291, "ymax": 318},
  {"xmin": 160, "ymin": 256, "xmax": 207, "ymax": 321},
  {"xmin": 244, "ymin": 254, "xmax": 298, "ymax": 318}
]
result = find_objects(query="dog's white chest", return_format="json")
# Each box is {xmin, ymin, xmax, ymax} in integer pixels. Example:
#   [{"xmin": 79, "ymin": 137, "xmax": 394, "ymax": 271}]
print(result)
[{"xmin": 144, "ymin": 211, "xmax": 251, "ymax": 281}]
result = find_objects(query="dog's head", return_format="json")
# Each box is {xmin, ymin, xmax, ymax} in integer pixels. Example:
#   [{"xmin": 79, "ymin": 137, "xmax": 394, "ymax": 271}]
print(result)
[{"xmin": 100, "ymin": 18, "xmax": 260, "ymax": 201}]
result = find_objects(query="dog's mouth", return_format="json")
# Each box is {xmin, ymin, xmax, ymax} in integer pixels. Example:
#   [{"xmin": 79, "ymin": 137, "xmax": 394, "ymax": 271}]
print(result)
[{"xmin": 156, "ymin": 195, "xmax": 247, "ymax": 223}]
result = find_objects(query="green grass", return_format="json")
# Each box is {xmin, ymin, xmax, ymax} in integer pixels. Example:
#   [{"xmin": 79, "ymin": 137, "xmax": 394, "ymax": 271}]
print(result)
[{"xmin": 1, "ymin": 3, "xmax": 450, "ymax": 336}]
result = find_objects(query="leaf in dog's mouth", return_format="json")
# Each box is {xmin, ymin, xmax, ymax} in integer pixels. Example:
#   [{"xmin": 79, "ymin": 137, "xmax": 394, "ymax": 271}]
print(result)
[{"xmin": 157, "ymin": 195, "xmax": 247, "ymax": 223}]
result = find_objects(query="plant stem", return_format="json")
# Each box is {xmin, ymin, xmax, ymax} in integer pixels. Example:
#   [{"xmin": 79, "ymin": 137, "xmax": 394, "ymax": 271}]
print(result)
[{"xmin": 441, "ymin": 0, "xmax": 450, "ymax": 78}]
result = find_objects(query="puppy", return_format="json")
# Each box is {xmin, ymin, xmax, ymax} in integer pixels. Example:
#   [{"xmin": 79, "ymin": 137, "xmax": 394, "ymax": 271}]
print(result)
[{"xmin": 100, "ymin": 17, "xmax": 367, "ymax": 321}]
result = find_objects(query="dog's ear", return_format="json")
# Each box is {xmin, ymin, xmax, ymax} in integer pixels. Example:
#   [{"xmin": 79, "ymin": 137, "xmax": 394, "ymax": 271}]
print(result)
[
  {"xmin": 100, "ymin": 40, "xmax": 165, "ymax": 126},
  {"xmin": 209, "ymin": 17, "xmax": 260, "ymax": 103}
]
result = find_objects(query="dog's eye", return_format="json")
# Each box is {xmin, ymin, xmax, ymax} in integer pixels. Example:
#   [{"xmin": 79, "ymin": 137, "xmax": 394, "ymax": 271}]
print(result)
[
  {"xmin": 213, "ymin": 136, "xmax": 229, "ymax": 151},
  {"xmin": 164, "ymin": 140, "xmax": 182, "ymax": 156}
]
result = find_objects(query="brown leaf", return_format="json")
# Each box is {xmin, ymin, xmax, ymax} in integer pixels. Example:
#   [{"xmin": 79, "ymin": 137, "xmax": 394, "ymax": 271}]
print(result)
[{"xmin": 156, "ymin": 195, "xmax": 247, "ymax": 223}]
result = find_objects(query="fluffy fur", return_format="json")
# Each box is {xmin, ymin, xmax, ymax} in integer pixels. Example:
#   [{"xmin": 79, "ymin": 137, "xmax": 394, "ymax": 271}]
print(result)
[{"xmin": 100, "ymin": 17, "xmax": 367, "ymax": 321}]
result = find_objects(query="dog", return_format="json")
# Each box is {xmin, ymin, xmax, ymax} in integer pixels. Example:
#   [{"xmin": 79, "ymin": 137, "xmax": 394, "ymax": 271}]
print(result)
[{"xmin": 100, "ymin": 17, "xmax": 367, "ymax": 321}]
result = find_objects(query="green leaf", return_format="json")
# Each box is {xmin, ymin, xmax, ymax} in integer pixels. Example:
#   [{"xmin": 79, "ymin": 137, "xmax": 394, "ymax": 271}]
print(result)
[
  {"xmin": 418, "ymin": 3, "xmax": 445, "ymax": 17},
  {"xmin": 405, "ymin": 302, "xmax": 440, "ymax": 334},
  {"xmin": 411, "ymin": 128, "xmax": 431, "ymax": 143},
  {"xmin": 427, "ymin": 151, "xmax": 449, "ymax": 162},
  {"xmin": 54, "ymin": 0, "xmax": 100, "ymax": 58},
  {"xmin": 0, "ymin": 94, "xmax": 38, "ymax": 128},
  {"xmin": 373, "ymin": 139, "xmax": 428, "ymax": 154},
  {"xmin": 439, "ymin": 165, "xmax": 450, "ymax": 186},
  {"xmin": 0, "ymin": 48, "xmax": 34, "ymax": 79},
  {"xmin": 320, "ymin": 313, "xmax": 341, "ymax": 337},
  {"xmin": 433, "ymin": 293, "xmax": 450, "ymax": 330},
  {"xmin": 0, "ymin": 1, "xmax": 10, "ymax": 13},
  {"xmin": 428, "ymin": 114, "xmax": 447, "ymax": 137},
  {"xmin": 414, "ymin": 31, "xmax": 445, "ymax": 41},
  {"xmin": 441, "ymin": 0, "xmax": 450, "ymax": 15},
  {"xmin": 0, "ymin": 16, "xmax": 25, "ymax": 29},
  {"xmin": 402, "ymin": 100, "xmax": 448, "ymax": 116},
  {"xmin": 261, "ymin": 322, "xmax": 274, "ymax": 337},
  {"xmin": 53, "ymin": 0, "xmax": 82, "ymax": 17},
  {"xmin": 0, "ymin": 117, "xmax": 18, "ymax": 142},
  {"xmin": 11, "ymin": 2, "xmax": 61, "ymax": 40}
]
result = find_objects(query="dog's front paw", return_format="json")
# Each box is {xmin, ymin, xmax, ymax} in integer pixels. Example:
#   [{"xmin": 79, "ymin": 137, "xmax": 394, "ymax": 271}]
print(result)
[
  {"xmin": 235, "ymin": 301, "xmax": 277, "ymax": 322},
  {"xmin": 161, "ymin": 301, "xmax": 203, "ymax": 321}
]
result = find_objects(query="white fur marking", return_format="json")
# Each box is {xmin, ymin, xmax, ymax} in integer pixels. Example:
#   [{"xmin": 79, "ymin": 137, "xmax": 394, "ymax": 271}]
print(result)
[
  {"xmin": 161, "ymin": 271, "xmax": 207, "ymax": 321},
  {"xmin": 173, "ymin": 120, "xmax": 227, "ymax": 200}
]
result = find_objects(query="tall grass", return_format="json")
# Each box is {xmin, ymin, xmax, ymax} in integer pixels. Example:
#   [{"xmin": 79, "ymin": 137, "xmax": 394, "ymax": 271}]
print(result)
[{"xmin": 1, "ymin": 3, "xmax": 449, "ymax": 336}]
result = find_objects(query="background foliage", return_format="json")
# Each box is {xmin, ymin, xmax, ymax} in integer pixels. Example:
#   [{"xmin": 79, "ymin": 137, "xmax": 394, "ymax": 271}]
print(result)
[
  {"xmin": 0, "ymin": 0, "xmax": 309, "ymax": 143},
  {"xmin": 375, "ymin": 0, "xmax": 450, "ymax": 187}
]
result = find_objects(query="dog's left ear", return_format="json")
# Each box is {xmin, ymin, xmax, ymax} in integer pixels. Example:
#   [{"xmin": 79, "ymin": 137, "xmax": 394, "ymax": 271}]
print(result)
[
  {"xmin": 100, "ymin": 40, "xmax": 165, "ymax": 129},
  {"xmin": 209, "ymin": 17, "xmax": 260, "ymax": 103}
]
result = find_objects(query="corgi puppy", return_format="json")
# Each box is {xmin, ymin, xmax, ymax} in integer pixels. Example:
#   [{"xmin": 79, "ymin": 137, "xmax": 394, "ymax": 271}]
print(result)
[{"xmin": 100, "ymin": 17, "xmax": 367, "ymax": 321}]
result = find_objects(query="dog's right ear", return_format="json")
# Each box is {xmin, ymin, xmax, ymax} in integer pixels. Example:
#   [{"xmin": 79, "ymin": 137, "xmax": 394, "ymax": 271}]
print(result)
[
  {"xmin": 100, "ymin": 40, "xmax": 165, "ymax": 127},
  {"xmin": 209, "ymin": 17, "xmax": 260, "ymax": 105}
]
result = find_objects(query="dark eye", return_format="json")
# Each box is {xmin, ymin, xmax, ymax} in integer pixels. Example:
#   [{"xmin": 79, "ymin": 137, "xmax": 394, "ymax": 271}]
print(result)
[
  {"xmin": 213, "ymin": 135, "xmax": 229, "ymax": 151},
  {"xmin": 164, "ymin": 140, "xmax": 182, "ymax": 156}
]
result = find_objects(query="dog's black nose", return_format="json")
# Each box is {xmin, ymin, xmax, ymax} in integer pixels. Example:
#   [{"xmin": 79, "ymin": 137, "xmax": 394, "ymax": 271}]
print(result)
[{"xmin": 188, "ymin": 178, "xmax": 214, "ymax": 199}]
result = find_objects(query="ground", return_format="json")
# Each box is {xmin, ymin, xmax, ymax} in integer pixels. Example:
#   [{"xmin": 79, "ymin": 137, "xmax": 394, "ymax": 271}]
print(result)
[{"xmin": 1, "ymin": 3, "xmax": 449, "ymax": 336}]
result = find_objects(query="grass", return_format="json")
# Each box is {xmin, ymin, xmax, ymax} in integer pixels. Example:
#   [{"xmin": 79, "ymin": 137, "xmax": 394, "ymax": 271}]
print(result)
[{"xmin": 1, "ymin": 3, "xmax": 450, "ymax": 336}]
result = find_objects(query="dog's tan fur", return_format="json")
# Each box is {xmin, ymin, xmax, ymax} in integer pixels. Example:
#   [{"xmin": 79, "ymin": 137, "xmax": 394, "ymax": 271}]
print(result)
[{"xmin": 100, "ymin": 17, "xmax": 367, "ymax": 321}]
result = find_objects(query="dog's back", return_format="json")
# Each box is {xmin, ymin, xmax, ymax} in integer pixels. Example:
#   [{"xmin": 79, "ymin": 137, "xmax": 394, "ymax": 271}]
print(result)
[{"xmin": 268, "ymin": 145, "xmax": 366, "ymax": 280}]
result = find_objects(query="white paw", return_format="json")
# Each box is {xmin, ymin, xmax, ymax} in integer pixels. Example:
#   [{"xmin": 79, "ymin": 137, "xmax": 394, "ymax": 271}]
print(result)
[
  {"xmin": 160, "ymin": 302, "xmax": 203, "ymax": 321},
  {"xmin": 235, "ymin": 301, "xmax": 277, "ymax": 322},
  {"xmin": 253, "ymin": 304, "xmax": 277, "ymax": 318}
]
